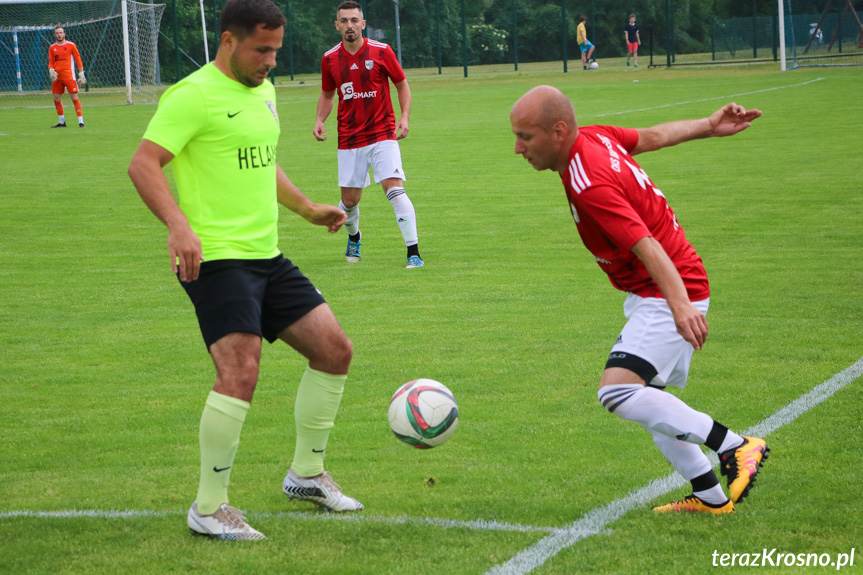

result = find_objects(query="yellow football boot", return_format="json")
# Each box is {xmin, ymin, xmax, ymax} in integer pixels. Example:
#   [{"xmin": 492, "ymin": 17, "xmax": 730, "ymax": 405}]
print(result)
[
  {"xmin": 720, "ymin": 436, "xmax": 770, "ymax": 503},
  {"xmin": 653, "ymin": 495, "xmax": 735, "ymax": 515}
]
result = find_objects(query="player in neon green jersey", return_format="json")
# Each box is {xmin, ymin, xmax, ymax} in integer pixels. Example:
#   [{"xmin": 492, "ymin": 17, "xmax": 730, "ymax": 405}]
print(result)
[{"xmin": 128, "ymin": 0, "xmax": 363, "ymax": 541}]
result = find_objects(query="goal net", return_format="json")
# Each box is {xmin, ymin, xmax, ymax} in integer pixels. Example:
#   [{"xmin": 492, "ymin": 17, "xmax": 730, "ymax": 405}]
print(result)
[
  {"xmin": 0, "ymin": 0, "xmax": 164, "ymax": 109},
  {"xmin": 781, "ymin": 0, "xmax": 863, "ymax": 68}
]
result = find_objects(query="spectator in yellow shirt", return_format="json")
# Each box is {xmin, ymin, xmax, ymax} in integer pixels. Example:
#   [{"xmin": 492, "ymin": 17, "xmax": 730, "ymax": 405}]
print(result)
[{"xmin": 577, "ymin": 16, "xmax": 595, "ymax": 70}]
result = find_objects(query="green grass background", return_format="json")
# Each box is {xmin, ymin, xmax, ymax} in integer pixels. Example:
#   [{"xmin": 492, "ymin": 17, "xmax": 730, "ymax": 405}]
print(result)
[{"xmin": 1, "ymin": 63, "xmax": 861, "ymax": 574}]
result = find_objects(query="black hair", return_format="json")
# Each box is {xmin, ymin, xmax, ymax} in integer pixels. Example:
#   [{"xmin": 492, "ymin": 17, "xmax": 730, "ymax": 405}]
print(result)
[
  {"xmin": 337, "ymin": 1, "xmax": 363, "ymax": 16},
  {"xmin": 219, "ymin": 0, "xmax": 286, "ymax": 39}
]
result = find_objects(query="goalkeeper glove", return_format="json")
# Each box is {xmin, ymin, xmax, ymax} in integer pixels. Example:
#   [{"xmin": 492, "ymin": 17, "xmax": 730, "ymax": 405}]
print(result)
[
  {"xmin": 49, "ymin": 68, "xmax": 58, "ymax": 82},
  {"xmin": 77, "ymin": 71, "xmax": 86, "ymax": 86}
]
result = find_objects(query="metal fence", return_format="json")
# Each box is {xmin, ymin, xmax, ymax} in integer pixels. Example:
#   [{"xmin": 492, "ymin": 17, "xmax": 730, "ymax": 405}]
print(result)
[{"xmin": 155, "ymin": 0, "xmax": 863, "ymax": 83}]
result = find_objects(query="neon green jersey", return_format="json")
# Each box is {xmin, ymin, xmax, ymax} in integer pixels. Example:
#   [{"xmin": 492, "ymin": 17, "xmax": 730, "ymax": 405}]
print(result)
[{"xmin": 143, "ymin": 63, "xmax": 281, "ymax": 261}]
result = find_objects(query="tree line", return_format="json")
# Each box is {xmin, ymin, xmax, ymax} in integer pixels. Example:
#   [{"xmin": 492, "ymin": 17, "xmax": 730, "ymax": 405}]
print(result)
[{"xmin": 158, "ymin": 0, "xmax": 829, "ymax": 81}]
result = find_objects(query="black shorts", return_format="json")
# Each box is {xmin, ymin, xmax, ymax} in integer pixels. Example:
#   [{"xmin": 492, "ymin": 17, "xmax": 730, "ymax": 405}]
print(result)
[{"xmin": 179, "ymin": 255, "xmax": 326, "ymax": 350}]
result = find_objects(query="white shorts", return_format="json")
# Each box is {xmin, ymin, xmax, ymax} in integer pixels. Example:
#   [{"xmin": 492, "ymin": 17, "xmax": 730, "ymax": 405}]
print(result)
[
  {"xmin": 608, "ymin": 294, "xmax": 710, "ymax": 389},
  {"xmin": 337, "ymin": 139, "xmax": 406, "ymax": 189}
]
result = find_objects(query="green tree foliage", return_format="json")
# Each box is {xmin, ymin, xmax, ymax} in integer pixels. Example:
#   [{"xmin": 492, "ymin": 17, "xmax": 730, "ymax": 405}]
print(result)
[
  {"xmin": 158, "ymin": 0, "xmax": 215, "ymax": 82},
  {"xmin": 157, "ymin": 0, "xmax": 796, "ymax": 80}
]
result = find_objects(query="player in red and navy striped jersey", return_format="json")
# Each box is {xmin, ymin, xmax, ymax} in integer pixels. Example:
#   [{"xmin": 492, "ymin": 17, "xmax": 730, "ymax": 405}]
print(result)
[
  {"xmin": 511, "ymin": 86, "xmax": 770, "ymax": 515},
  {"xmin": 314, "ymin": 1, "xmax": 423, "ymax": 269}
]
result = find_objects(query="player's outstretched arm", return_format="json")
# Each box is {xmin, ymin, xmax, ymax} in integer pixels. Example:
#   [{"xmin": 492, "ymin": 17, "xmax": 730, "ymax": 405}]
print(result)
[
  {"xmin": 276, "ymin": 165, "xmax": 346, "ymax": 234},
  {"xmin": 128, "ymin": 140, "xmax": 203, "ymax": 282},
  {"xmin": 706, "ymin": 102, "xmax": 763, "ymax": 137},
  {"xmin": 313, "ymin": 90, "xmax": 336, "ymax": 141},
  {"xmin": 632, "ymin": 102, "xmax": 762, "ymax": 155}
]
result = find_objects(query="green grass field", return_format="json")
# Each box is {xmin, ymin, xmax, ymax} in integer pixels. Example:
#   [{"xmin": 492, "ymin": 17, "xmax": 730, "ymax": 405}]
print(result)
[{"xmin": 2, "ymin": 63, "xmax": 862, "ymax": 574}]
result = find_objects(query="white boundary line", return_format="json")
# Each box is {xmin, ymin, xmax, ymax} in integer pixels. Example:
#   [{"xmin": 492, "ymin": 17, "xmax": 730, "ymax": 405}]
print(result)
[
  {"xmin": 591, "ymin": 77, "xmax": 824, "ymax": 118},
  {"xmin": 1, "ymin": 356, "xmax": 860, "ymax": 563},
  {"xmin": 0, "ymin": 509, "xmax": 555, "ymax": 534},
  {"xmin": 255, "ymin": 511, "xmax": 556, "ymax": 533},
  {"xmin": 486, "ymin": 356, "xmax": 863, "ymax": 575}
]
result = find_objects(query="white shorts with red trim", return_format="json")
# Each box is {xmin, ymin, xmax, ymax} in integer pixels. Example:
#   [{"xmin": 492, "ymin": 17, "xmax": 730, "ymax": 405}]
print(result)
[
  {"xmin": 337, "ymin": 139, "xmax": 406, "ymax": 189},
  {"xmin": 610, "ymin": 294, "xmax": 710, "ymax": 389}
]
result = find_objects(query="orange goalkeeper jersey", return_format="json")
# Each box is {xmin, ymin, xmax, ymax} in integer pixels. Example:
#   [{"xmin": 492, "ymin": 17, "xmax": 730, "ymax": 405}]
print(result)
[{"xmin": 49, "ymin": 41, "xmax": 83, "ymax": 78}]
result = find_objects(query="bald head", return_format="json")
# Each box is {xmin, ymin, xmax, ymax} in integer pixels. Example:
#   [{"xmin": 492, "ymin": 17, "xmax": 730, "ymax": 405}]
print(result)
[
  {"xmin": 511, "ymin": 86, "xmax": 578, "ymax": 174},
  {"xmin": 511, "ymin": 85, "xmax": 577, "ymax": 132}
]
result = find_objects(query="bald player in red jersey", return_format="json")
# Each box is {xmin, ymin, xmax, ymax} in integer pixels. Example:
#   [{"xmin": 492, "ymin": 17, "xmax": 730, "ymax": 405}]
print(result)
[
  {"xmin": 48, "ymin": 26, "xmax": 86, "ymax": 128},
  {"xmin": 511, "ymin": 86, "xmax": 770, "ymax": 515},
  {"xmin": 314, "ymin": 1, "xmax": 423, "ymax": 269}
]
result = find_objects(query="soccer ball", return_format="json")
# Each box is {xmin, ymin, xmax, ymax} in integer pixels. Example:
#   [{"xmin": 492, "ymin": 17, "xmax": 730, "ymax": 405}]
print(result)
[
  {"xmin": 590, "ymin": 61, "xmax": 599, "ymax": 69},
  {"xmin": 388, "ymin": 379, "xmax": 458, "ymax": 449}
]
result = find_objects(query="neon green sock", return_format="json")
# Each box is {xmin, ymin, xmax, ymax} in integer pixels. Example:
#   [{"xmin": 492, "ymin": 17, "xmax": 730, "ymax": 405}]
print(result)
[
  {"xmin": 291, "ymin": 367, "xmax": 347, "ymax": 477},
  {"xmin": 196, "ymin": 390, "xmax": 249, "ymax": 515}
]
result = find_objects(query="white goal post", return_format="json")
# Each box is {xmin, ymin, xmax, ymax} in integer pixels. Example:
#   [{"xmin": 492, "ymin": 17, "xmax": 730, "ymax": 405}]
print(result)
[
  {"xmin": 0, "ymin": 0, "xmax": 164, "ymax": 108},
  {"xmin": 779, "ymin": 0, "xmax": 788, "ymax": 70},
  {"xmin": 777, "ymin": 0, "xmax": 863, "ymax": 69}
]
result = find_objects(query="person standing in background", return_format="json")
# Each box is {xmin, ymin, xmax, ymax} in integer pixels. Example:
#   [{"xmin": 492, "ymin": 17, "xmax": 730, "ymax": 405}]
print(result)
[
  {"xmin": 624, "ymin": 14, "xmax": 642, "ymax": 67},
  {"xmin": 577, "ymin": 16, "xmax": 596, "ymax": 70},
  {"xmin": 315, "ymin": 1, "xmax": 424, "ymax": 269},
  {"xmin": 48, "ymin": 26, "xmax": 86, "ymax": 128}
]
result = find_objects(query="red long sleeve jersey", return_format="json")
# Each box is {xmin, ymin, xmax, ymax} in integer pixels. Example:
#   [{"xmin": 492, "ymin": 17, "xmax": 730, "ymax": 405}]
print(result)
[{"xmin": 49, "ymin": 41, "xmax": 83, "ymax": 78}]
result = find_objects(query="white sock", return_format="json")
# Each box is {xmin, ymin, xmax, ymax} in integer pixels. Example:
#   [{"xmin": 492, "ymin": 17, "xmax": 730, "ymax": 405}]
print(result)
[
  {"xmin": 650, "ymin": 430, "xmax": 712, "ymax": 480},
  {"xmin": 718, "ymin": 432, "xmax": 746, "ymax": 454},
  {"xmin": 58, "ymin": 115, "xmax": 65, "ymax": 123},
  {"xmin": 78, "ymin": 116, "xmax": 84, "ymax": 125},
  {"xmin": 598, "ymin": 384, "xmax": 713, "ymax": 443},
  {"xmin": 386, "ymin": 187, "xmax": 418, "ymax": 246},
  {"xmin": 693, "ymin": 483, "xmax": 729, "ymax": 505},
  {"xmin": 651, "ymin": 431, "xmax": 728, "ymax": 505},
  {"xmin": 339, "ymin": 200, "xmax": 360, "ymax": 237}
]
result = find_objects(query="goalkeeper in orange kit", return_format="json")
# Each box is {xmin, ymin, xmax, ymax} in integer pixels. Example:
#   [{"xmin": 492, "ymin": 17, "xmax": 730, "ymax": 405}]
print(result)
[{"xmin": 48, "ymin": 26, "xmax": 86, "ymax": 128}]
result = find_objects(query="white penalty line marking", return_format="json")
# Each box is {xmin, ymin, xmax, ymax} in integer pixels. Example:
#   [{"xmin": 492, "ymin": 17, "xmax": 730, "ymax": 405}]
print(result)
[
  {"xmin": 0, "ymin": 509, "xmax": 555, "ymax": 534},
  {"xmin": 486, "ymin": 356, "xmax": 863, "ymax": 575},
  {"xmin": 592, "ymin": 77, "xmax": 824, "ymax": 118}
]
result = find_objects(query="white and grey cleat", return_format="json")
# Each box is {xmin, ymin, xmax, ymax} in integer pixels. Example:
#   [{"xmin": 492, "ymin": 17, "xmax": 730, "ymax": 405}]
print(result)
[
  {"xmin": 282, "ymin": 469, "xmax": 364, "ymax": 512},
  {"xmin": 187, "ymin": 502, "xmax": 267, "ymax": 540}
]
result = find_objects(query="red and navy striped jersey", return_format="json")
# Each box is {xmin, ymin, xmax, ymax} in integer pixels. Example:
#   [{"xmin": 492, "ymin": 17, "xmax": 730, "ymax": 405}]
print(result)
[
  {"xmin": 562, "ymin": 125, "xmax": 710, "ymax": 301},
  {"xmin": 321, "ymin": 38, "xmax": 406, "ymax": 150}
]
